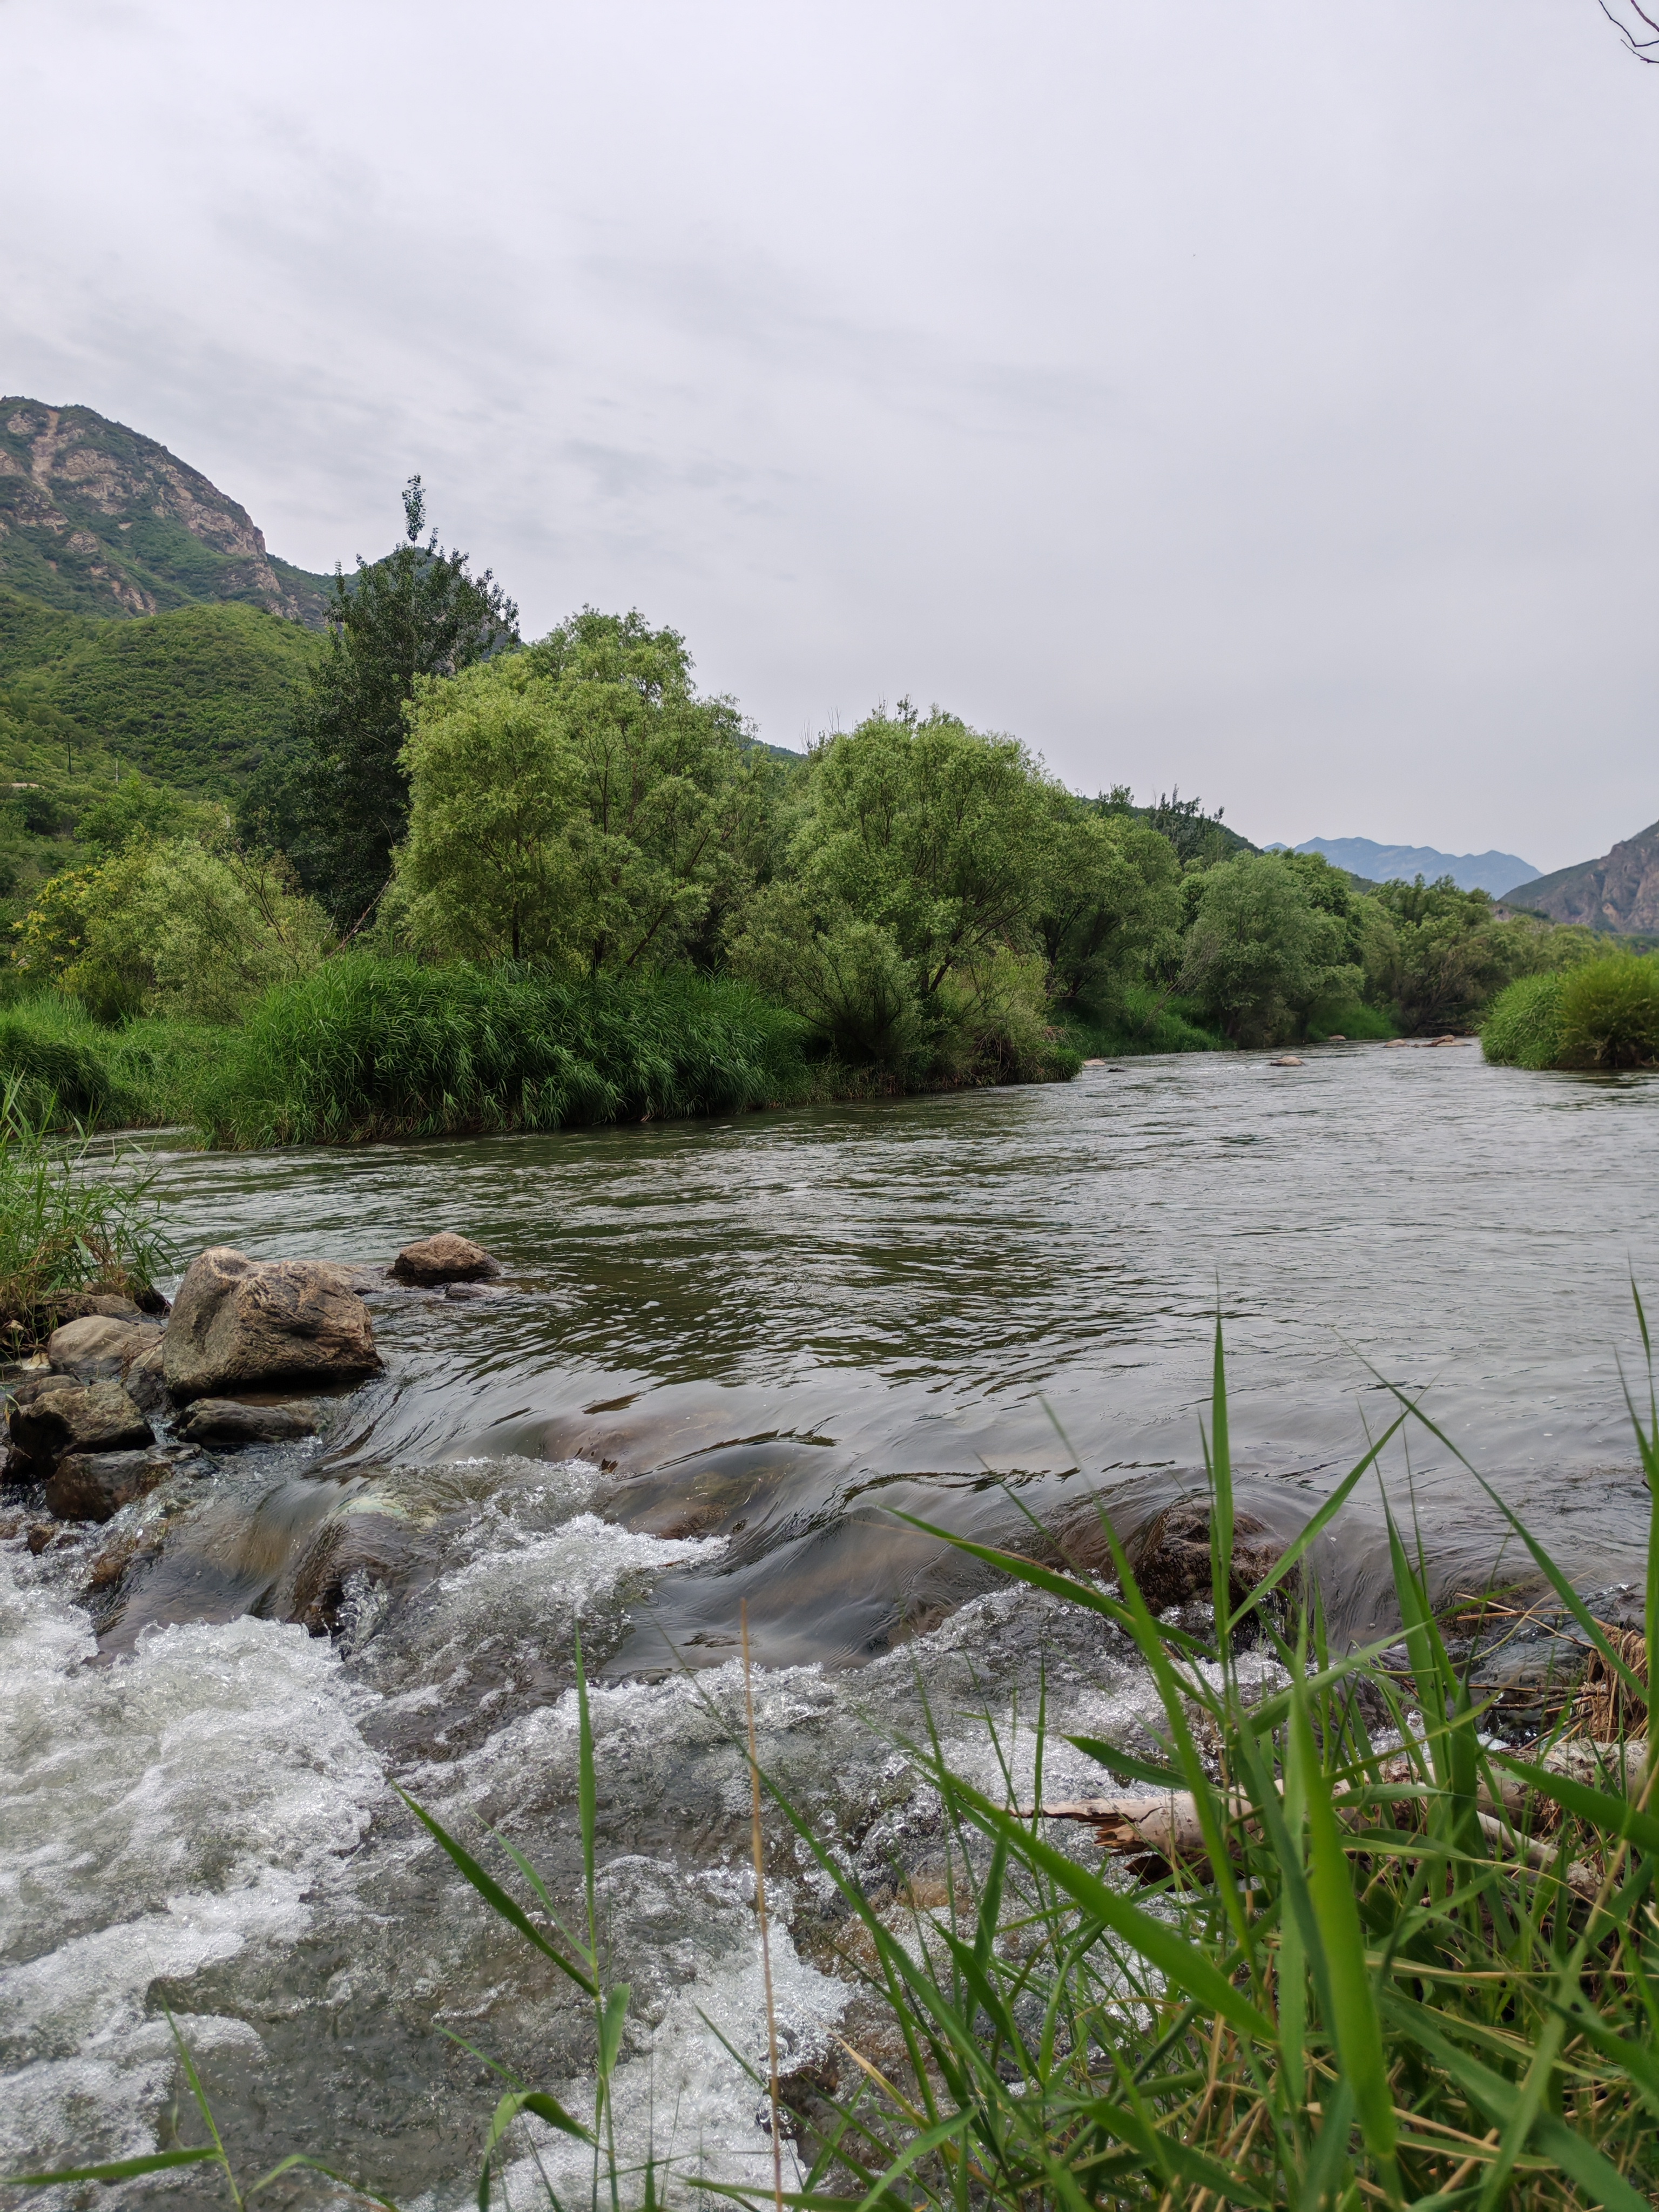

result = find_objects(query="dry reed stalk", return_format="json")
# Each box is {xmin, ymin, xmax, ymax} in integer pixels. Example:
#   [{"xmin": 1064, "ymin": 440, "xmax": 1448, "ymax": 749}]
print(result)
[
  {"xmin": 741, "ymin": 1602, "xmax": 785, "ymax": 2212},
  {"xmin": 1572, "ymin": 1627, "xmax": 1648, "ymax": 1740}
]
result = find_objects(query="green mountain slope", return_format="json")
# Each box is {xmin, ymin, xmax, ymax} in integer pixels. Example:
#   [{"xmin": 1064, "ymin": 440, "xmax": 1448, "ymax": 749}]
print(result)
[
  {"xmin": 0, "ymin": 398, "xmax": 332, "ymax": 626},
  {"xmin": 2, "ymin": 597, "xmax": 318, "ymax": 793}
]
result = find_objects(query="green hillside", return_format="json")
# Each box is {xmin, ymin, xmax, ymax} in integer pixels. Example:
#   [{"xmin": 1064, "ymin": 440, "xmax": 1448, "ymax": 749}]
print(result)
[
  {"xmin": 2, "ymin": 596, "xmax": 317, "ymax": 793},
  {"xmin": 0, "ymin": 583, "xmax": 320, "ymax": 927}
]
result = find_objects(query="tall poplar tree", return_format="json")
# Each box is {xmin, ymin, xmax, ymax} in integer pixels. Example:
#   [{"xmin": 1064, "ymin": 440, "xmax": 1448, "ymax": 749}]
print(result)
[{"xmin": 266, "ymin": 478, "xmax": 518, "ymax": 925}]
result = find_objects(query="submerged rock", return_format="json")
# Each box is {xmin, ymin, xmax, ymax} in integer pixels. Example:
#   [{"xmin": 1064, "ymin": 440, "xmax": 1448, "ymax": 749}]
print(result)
[
  {"xmin": 1268, "ymin": 1055, "xmax": 1304, "ymax": 1067},
  {"xmin": 45, "ymin": 1447, "xmax": 171, "ymax": 1523},
  {"xmin": 287, "ymin": 1508, "xmax": 415, "ymax": 1637},
  {"xmin": 176, "ymin": 1398, "xmax": 322, "ymax": 1448},
  {"xmin": 11, "ymin": 1379, "xmax": 154, "ymax": 1471},
  {"xmin": 1125, "ymin": 1498, "xmax": 1297, "ymax": 1618},
  {"xmin": 163, "ymin": 1247, "xmax": 382, "ymax": 1402},
  {"xmin": 390, "ymin": 1232, "xmax": 501, "ymax": 1287}
]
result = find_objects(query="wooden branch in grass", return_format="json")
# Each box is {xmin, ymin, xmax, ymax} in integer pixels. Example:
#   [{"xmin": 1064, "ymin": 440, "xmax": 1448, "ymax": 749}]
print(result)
[{"xmin": 1020, "ymin": 1741, "xmax": 1651, "ymax": 1866}]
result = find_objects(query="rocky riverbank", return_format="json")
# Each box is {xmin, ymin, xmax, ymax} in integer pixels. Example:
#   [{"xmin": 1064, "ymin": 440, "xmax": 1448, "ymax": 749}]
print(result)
[{"xmin": 0, "ymin": 1230, "xmax": 500, "ymax": 1560}]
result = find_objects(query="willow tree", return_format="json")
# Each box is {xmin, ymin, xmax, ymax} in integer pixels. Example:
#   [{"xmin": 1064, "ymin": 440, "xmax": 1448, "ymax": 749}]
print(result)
[{"xmin": 396, "ymin": 609, "xmax": 763, "ymax": 970}]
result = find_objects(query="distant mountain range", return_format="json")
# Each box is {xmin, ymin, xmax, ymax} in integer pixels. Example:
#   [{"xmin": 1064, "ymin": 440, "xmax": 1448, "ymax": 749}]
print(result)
[
  {"xmin": 1500, "ymin": 820, "xmax": 1659, "ymax": 935},
  {"xmin": 0, "ymin": 398, "xmax": 330, "ymax": 626},
  {"xmin": 1289, "ymin": 837, "xmax": 1539, "ymax": 896}
]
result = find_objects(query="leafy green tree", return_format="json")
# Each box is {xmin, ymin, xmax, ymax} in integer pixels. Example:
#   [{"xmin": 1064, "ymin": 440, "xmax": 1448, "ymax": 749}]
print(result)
[
  {"xmin": 263, "ymin": 478, "xmax": 517, "ymax": 925},
  {"xmin": 396, "ymin": 610, "xmax": 761, "ymax": 970},
  {"xmin": 791, "ymin": 705, "xmax": 1051, "ymax": 988},
  {"xmin": 1367, "ymin": 875, "xmax": 1596, "ymax": 1033},
  {"xmin": 727, "ymin": 703, "xmax": 1059, "ymax": 1074},
  {"xmin": 1178, "ymin": 852, "xmax": 1359, "ymax": 1044},
  {"xmin": 1035, "ymin": 797, "xmax": 1181, "ymax": 1010}
]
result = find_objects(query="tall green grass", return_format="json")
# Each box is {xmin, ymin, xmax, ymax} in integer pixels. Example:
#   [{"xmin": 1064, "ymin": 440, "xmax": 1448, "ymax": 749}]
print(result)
[
  {"xmin": 1557, "ymin": 954, "xmax": 1659, "ymax": 1070},
  {"xmin": 1062, "ymin": 984, "xmax": 1225, "ymax": 1058},
  {"xmin": 0, "ymin": 1077, "xmax": 173, "ymax": 1344},
  {"xmin": 0, "ymin": 991, "xmax": 214, "ymax": 1128},
  {"xmin": 195, "ymin": 955, "xmax": 820, "ymax": 1146},
  {"xmin": 1485, "ymin": 954, "xmax": 1659, "ymax": 1072},
  {"xmin": 1481, "ymin": 972, "xmax": 1565, "ymax": 1070}
]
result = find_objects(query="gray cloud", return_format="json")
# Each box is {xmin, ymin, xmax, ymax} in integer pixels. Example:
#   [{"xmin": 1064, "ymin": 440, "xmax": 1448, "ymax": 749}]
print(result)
[{"xmin": 2, "ymin": 0, "xmax": 1654, "ymax": 868}]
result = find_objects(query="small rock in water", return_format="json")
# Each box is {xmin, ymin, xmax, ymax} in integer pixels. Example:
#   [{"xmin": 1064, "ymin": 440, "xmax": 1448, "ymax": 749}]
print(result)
[
  {"xmin": 1269, "ymin": 1055, "xmax": 1304, "ymax": 1067},
  {"xmin": 176, "ymin": 1399, "xmax": 322, "ymax": 1448},
  {"xmin": 164, "ymin": 1247, "xmax": 382, "ymax": 1402},
  {"xmin": 1081, "ymin": 1056, "xmax": 1107, "ymax": 1067},
  {"xmin": 390, "ymin": 1232, "xmax": 502, "ymax": 1287},
  {"xmin": 45, "ymin": 1447, "xmax": 171, "ymax": 1523},
  {"xmin": 1386, "ymin": 1037, "xmax": 1411, "ymax": 1048},
  {"xmin": 1324, "ymin": 1033, "xmax": 1346, "ymax": 1042}
]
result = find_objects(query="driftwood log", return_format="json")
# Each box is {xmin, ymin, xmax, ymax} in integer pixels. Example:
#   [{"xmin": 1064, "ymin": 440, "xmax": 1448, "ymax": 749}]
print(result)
[{"xmin": 1023, "ymin": 1741, "xmax": 1651, "ymax": 1892}]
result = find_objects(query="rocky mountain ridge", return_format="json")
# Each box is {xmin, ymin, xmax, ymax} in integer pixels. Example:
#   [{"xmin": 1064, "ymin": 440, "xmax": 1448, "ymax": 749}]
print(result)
[
  {"xmin": 1501, "ymin": 819, "xmax": 1659, "ymax": 935},
  {"xmin": 0, "ymin": 399, "xmax": 330, "ymax": 627}
]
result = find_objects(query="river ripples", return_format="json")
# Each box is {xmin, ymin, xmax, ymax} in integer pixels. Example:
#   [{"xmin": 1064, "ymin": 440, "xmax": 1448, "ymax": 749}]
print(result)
[{"xmin": 2, "ymin": 1044, "xmax": 1656, "ymax": 2203}]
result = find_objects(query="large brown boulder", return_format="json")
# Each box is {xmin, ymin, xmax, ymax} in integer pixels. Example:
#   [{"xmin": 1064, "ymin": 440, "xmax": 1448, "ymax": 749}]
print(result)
[
  {"xmin": 390, "ymin": 1232, "xmax": 500, "ymax": 1287},
  {"xmin": 163, "ymin": 1247, "xmax": 382, "ymax": 1402},
  {"xmin": 45, "ymin": 1447, "xmax": 170, "ymax": 1523},
  {"xmin": 11, "ymin": 1380, "xmax": 154, "ymax": 1471}
]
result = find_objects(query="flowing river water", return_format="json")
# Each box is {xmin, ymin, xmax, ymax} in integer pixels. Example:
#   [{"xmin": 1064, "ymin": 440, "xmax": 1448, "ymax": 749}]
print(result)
[{"xmin": 3, "ymin": 1043, "xmax": 1658, "ymax": 2206}]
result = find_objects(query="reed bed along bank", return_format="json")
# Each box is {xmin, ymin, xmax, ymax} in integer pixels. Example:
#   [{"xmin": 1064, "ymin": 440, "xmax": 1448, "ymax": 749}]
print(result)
[
  {"xmin": 1483, "ymin": 954, "xmax": 1659, "ymax": 1073},
  {"xmin": 14, "ymin": 1318, "xmax": 1659, "ymax": 2210},
  {"xmin": 0, "ymin": 1076, "xmax": 172, "ymax": 1345},
  {"xmin": 192, "ymin": 956, "xmax": 824, "ymax": 1146}
]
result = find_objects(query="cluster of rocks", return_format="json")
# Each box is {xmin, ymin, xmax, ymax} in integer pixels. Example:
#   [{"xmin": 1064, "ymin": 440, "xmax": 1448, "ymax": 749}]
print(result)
[{"xmin": 2, "ymin": 1231, "xmax": 500, "ymax": 1532}]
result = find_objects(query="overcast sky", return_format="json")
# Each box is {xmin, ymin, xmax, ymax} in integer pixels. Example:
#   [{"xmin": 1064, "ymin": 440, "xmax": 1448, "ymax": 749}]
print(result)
[{"xmin": 4, "ymin": 1, "xmax": 1655, "ymax": 871}]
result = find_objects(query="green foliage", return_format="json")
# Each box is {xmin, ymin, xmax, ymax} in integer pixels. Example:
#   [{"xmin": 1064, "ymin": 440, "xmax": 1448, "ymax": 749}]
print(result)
[
  {"xmin": 3, "ymin": 602, "xmax": 317, "ymax": 792},
  {"xmin": 1304, "ymin": 997, "xmax": 1395, "ymax": 1041},
  {"xmin": 0, "ymin": 995, "xmax": 215, "ymax": 1127},
  {"xmin": 0, "ymin": 586, "xmax": 103, "ymax": 679},
  {"xmin": 0, "ymin": 1080, "xmax": 174, "ymax": 1345},
  {"xmin": 1178, "ymin": 852, "xmax": 1360, "ymax": 1044},
  {"xmin": 269, "ymin": 477, "xmax": 518, "ymax": 924},
  {"xmin": 1368, "ymin": 875, "xmax": 1597, "ymax": 1034},
  {"xmin": 1481, "ymin": 971, "xmax": 1567, "ymax": 1069},
  {"xmin": 397, "ymin": 609, "xmax": 761, "ymax": 969},
  {"xmin": 1482, "ymin": 955, "xmax": 1659, "ymax": 1071},
  {"xmin": 1035, "ymin": 798, "xmax": 1181, "ymax": 1010},
  {"xmin": 195, "ymin": 955, "xmax": 815, "ymax": 1145},
  {"xmin": 14, "ymin": 840, "xmax": 332, "ymax": 1025},
  {"xmin": 729, "ymin": 703, "xmax": 1075, "ymax": 1083},
  {"xmin": 1061, "ymin": 983, "xmax": 1225, "ymax": 1056},
  {"xmin": 1557, "ymin": 953, "xmax": 1659, "ymax": 1069}
]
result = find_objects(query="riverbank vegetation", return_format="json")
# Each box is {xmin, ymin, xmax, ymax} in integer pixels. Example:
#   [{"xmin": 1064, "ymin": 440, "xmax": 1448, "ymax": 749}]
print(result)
[
  {"xmin": 0, "ymin": 1078, "xmax": 172, "ymax": 1344},
  {"xmin": 0, "ymin": 483, "xmax": 1644, "ymax": 1143},
  {"xmin": 1483, "ymin": 953, "xmax": 1659, "ymax": 1072}
]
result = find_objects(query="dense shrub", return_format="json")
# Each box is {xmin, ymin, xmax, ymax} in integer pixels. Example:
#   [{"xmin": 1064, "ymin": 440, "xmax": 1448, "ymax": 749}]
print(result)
[
  {"xmin": 1483, "ymin": 956, "xmax": 1659, "ymax": 1071},
  {"xmin": 1557, "ymin": 953, "xmax": 1659, "ymax": 1069},
  {"xmin": 195, "ymin": 955, "xmax": 818, "ymax": 1145},
  {"xmin": 1481, "ymin": 972, "xmax": 1566, "ymax": 1069}
]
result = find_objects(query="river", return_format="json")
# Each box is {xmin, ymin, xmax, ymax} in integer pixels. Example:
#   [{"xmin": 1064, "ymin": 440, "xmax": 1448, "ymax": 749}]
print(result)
[{"xmin": 3, "ymin": 1042, "xmax": 1656, "ymax": 2206}]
